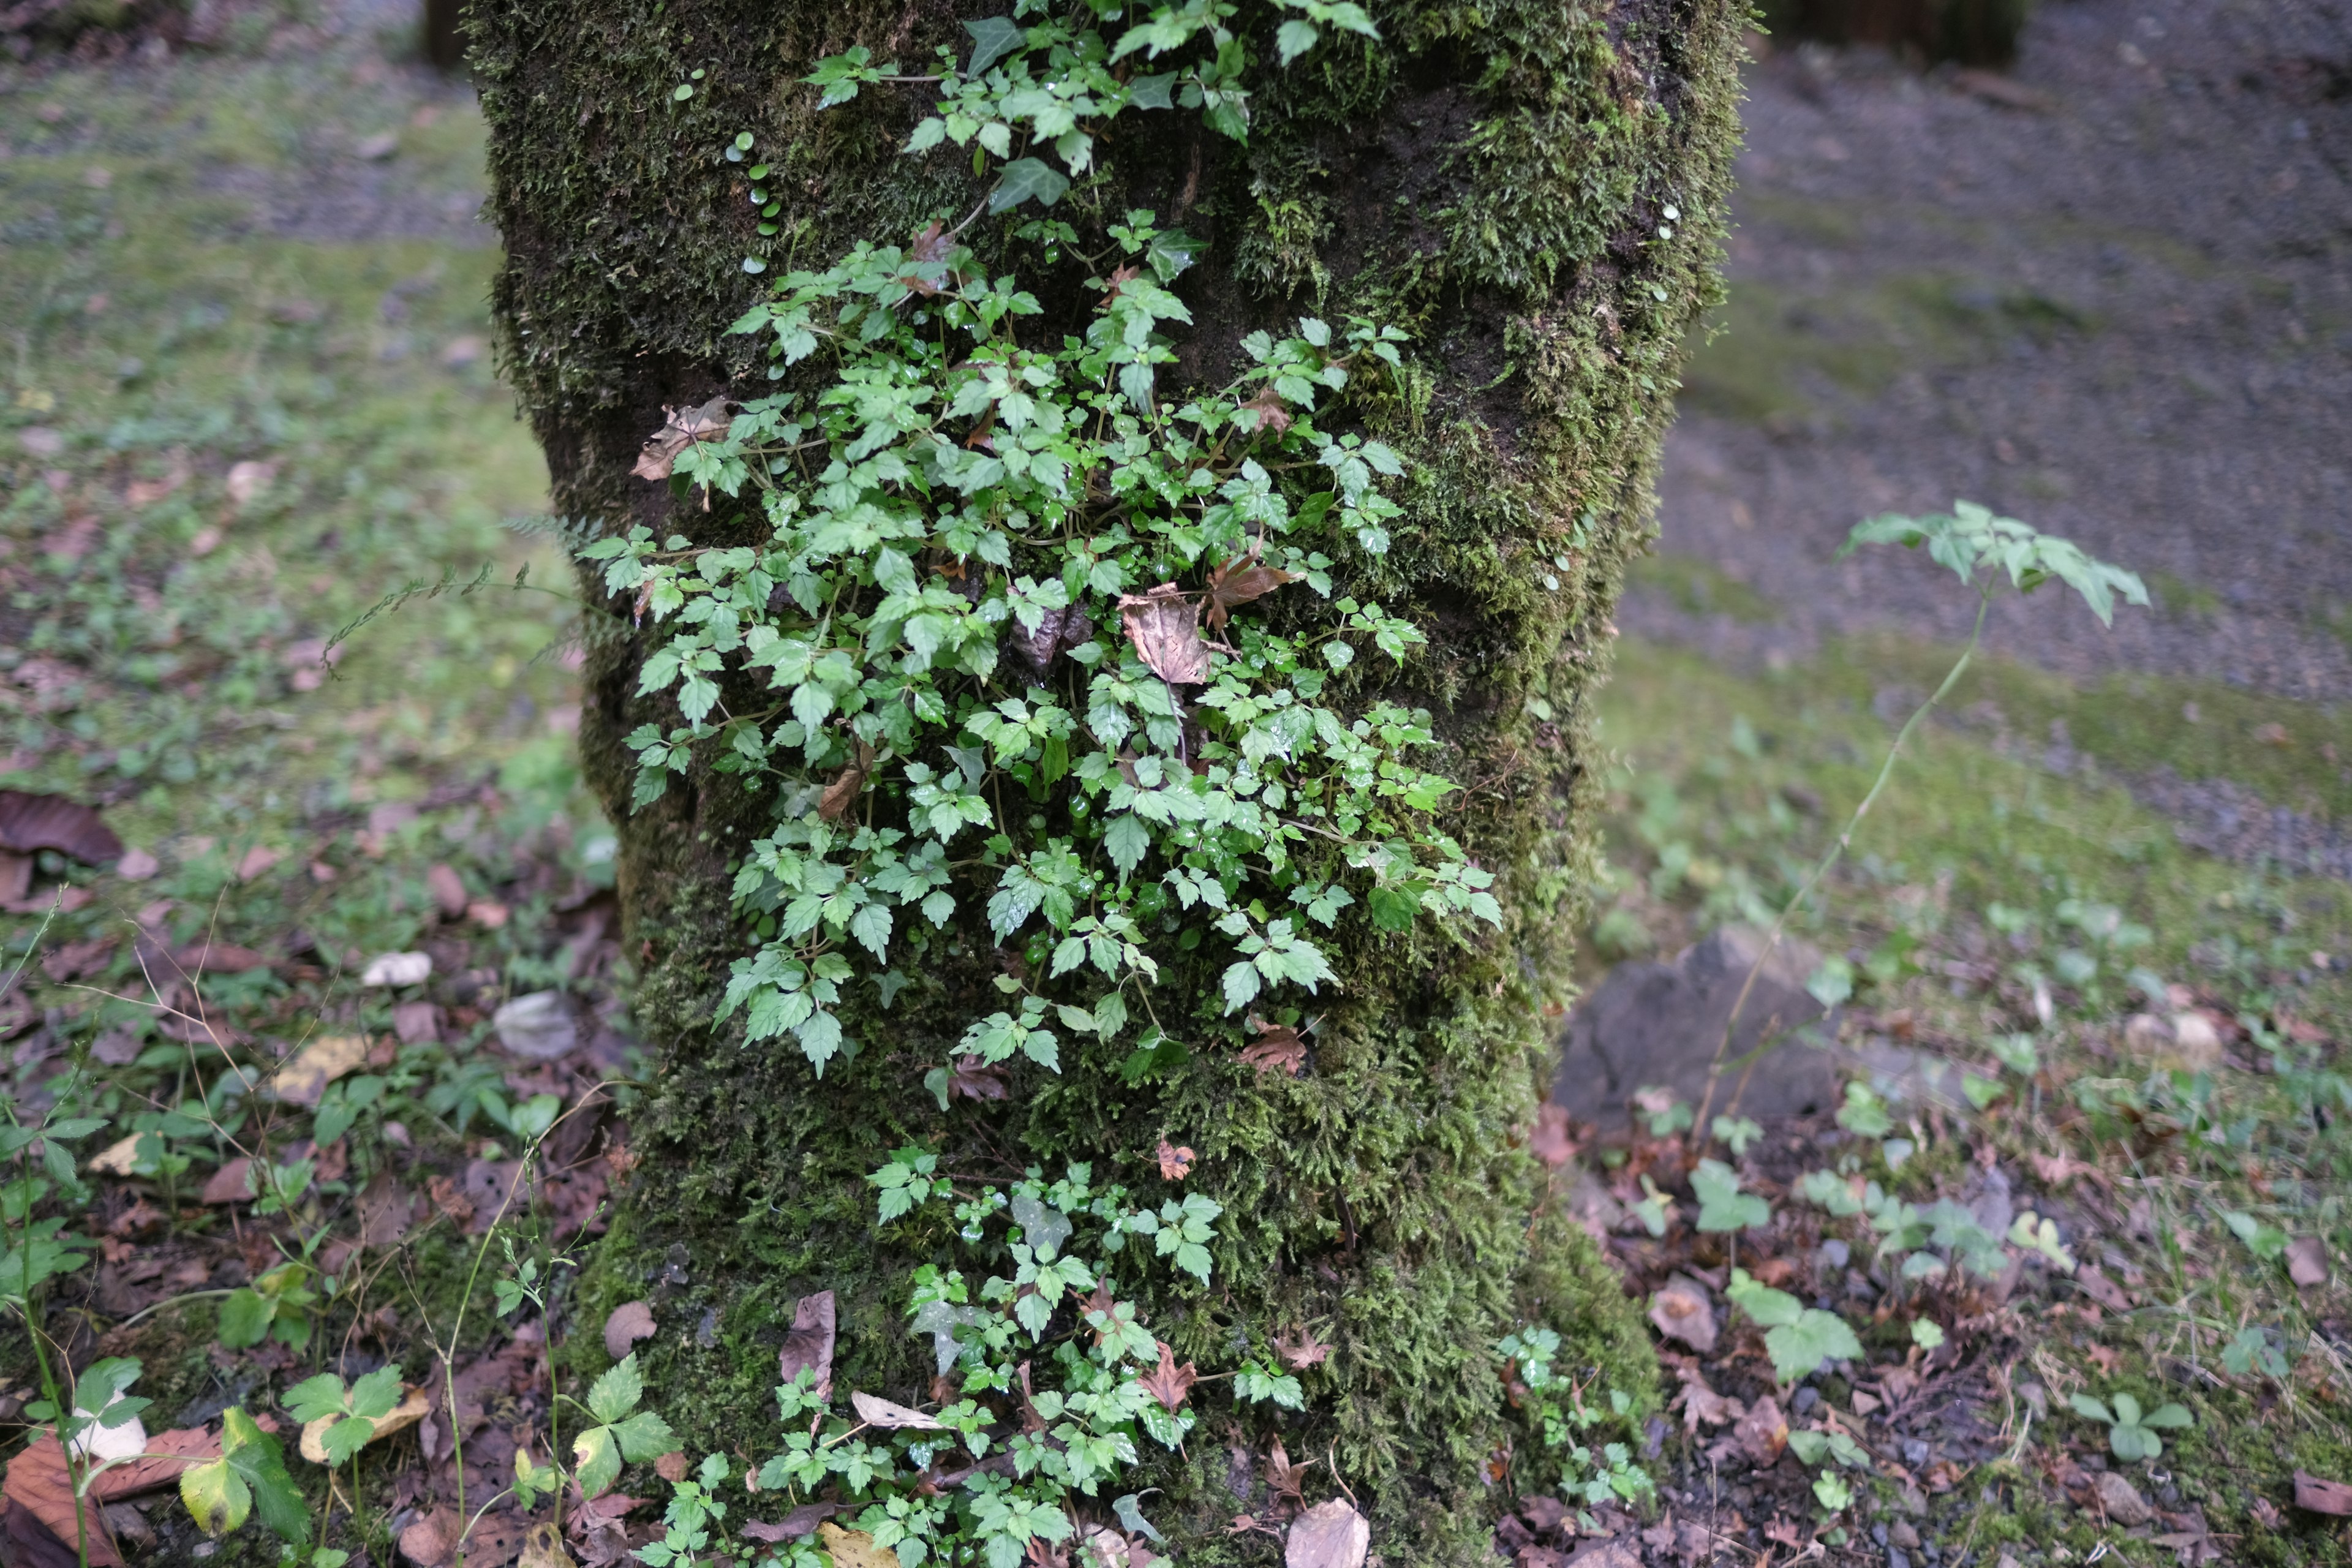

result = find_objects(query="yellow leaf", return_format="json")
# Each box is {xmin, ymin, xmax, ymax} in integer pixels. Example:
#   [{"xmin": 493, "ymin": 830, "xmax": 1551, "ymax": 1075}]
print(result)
[
  {"xmin": 270, "ymin": 1034, "xmax": 370, "ymax": 1107},
  {"xmin": 819, "ymin": 1521, "xmax": 900, "ymax": 1568}
]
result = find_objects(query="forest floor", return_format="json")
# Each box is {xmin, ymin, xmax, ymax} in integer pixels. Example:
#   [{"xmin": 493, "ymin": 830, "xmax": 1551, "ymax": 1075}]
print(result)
[{"xmin": 0, "ymin": 0, "xmax": 2350, "ymax": 1566}]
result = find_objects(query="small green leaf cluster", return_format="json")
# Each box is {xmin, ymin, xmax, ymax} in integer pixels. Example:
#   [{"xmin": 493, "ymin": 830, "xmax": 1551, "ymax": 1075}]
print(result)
[
  {"xmin": 284, "ymin": 1365, "xmax": 405, "ymax": 1468},
  {"xmin": 1689, "ymin": 1158, "xmax": 1770, "ymax": 1234},
  {"xmin": 1791, "ymin": 1170, "xmax": 2010, "ymax": 1283},
  {"xmin": 0, "ymin": 1112, "xmax": 103, "ymax": 1302},
  {"xmin": 575, "ymin": 1353, "xmax": 680, "ymax": 1498},
  {"xmin": 1493, "ymin": 1329, "xmax": 1654, "ymax": 1516},
  {"xmin": 1839, "ymin": 500, "xmax": 2151, "ymax": 626},
  {"xmin": 2068, "ymin": 1389, "xmax": 2192, "ymax": 1462},
  {"xmin": 1724, "ymin": 1268, "xmax": 1864, "ymax": 1385}
]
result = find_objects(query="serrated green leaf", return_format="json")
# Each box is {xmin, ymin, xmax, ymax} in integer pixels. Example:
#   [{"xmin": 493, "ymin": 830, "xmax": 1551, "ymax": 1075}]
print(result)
[
  {"xmin": 588, "ymin": 1352, "xmax": 644, "ymax": 1426},
  {"xmin": 611, "ymin": 1408, "xmax": 677, "ymax": 1461},
  {"xmin": 575, "ymin": 1424, "xmax": 622, "ymax": 1499},
  {"xmin": 221, "ymin": 1408, "xmax": 307, "ymax": 1542},
  {"xmin": 1762, "ymin": 1310, "xmax": 1862, "ymax": 1383},
  {"xmin": 180, "ymin": 1455, "xmax": 250, "ymax": 1537}
]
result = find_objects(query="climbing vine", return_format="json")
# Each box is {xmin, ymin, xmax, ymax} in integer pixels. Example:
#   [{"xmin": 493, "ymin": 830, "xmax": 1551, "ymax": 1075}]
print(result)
[{"xmin": 589, "ymin": 0, "xmax": 1505, "ymax": 1088}]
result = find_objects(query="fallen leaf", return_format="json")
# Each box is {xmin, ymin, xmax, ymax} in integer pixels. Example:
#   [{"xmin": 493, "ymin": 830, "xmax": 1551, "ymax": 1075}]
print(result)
[
  {"xmin": 170, "ymin": 938, "xmax": 274, "ymax": 975},
  {"xmin": 908, "ymin": 221, "xmax": 952, "ymax": 265},
  {"xmin": 0, "ymin": 790, "xmax": 124, "ymax": 865},
  {"xmin": 1529, "ymin": 1103, "xmax": 1575, "ymax": 1168},
  {"xmin": 427, "ymin": 864, "xmax": 469, "ymax": 918},
  {"xmin": 1137, "ymin": 1341, "xmax": 1197, "ymax": 1414},
  {"xmin": 1239, "ymin": 1016, "xmax": 1306, "ymax": 1076},
  {"xmin": 299, "ymin": 1385, "xmax": 429, "ymax": 1462},
  {"xmin": 360, "ymin": 951, "xmax": 432, "ymax": 987},
  {"xmin": 42, "ymin": 937, "xmax": 116, "ymax": 982},
  {"xmin": 945, "ymin": 1055, "xmax": 1009, "ymax": 1102},
  {"xmin": 1238, "ymin": 386, "xmax": 1292, "ymax": 436},
  {"xmin": 1284, "ymin": 1498, "xmax": 1368, "ymax": 1568},
  {"xmin": 234, "ymin": 845, "xmax": 282, "ymax": 882},
  {"xmin": 86, "ymin": 1428, "xmax": 216, "ymax": 1499},
  {"xmin": 271, "ymin": 1033, "xmax": 369, "ymax": 1106},
  {"xmin": 116, "ymin": 847, "xmax": 159, "ymax": 880},
  {"xmin": 2029, "ymin": 1149, "xmax": 2109, "ymax": 1188},
  {"xmin": 818, "ymin": 1521, "xmax": 900, "ymax": 1568},
  {"xmin": 850, "ymin": 1392, "xmax": 942, "ymax": 1430},
  {"xmin": 1561, "ymin": 1540, "xmax": 1640, "ymax": 1568},
  {"xmin": 1275, "ymin": 1327, "xmax": 1329, "ymax": 1370},
  {"xmin": 1648, "ymin": 1275, "xmax": 1717, "ymax": 1354},
  {"xmin": 780, "ymin": 1291, "xmax": 836, "ymax": 1400},
  {"xmin": 631, "ymin": 396, "xmax": 731, "ymax": 482},
  {"xmin": 819, "ymin": 742, "xmax": 878, "ymax": 822},
  {"xmin": 742, "ymin": 1502, "xmax": 838, "ymax": 1542},
  {"xmin": 2086, "ymin": 1344, "xmax": 2120, "ymax": 1375},
  {"xmin": 1009, "ymin": 604, "xmax": 1094, "ymax": 680},
  {"xmin": 399, "ymin": 1506, "xmax": 459, "ymax": 1566},
  {"xmin": 518, "ymin": 1521, "xmax": 578, "ymax": 1568},
  {"xmin": 605, "ymin": 1301, "xmax": 657, "ymax": 1359},
  {"xmin": 1672, "ymin": 1367, "xmax": 1742, "ymax": 1434},
  {"xmin": 1730, "ymin": 1395, "xmax": 1787, "ymax": 1468},
  {"xmin": 3, "ymin": 1439, "xmax": 121, "ymax": 1567},
  {"xmin": 2075, "ymin": 1264, "xmax": 2134, "ymax": 1313},
  {"xmin": 1117, "ymin": 582, "xmax": 1208, "ymax": 685},
  {"xmin": 2289, "ymin": 1236, "xmax": 2331, "ymax": 1287},
  {"xmin": 1156, "ymin": 1140, "xmax": 1195, "ymax": 1181},
  {"xmin": 2297, "ymin": 1471, "xmax": 2352, "ymax": 1515},
  {"xmin": 653, "ymin": 1451, "xmax": 690, "ymax": 1482},
  {"xmin": 393, "ymin": 1000, "xmax": 443, "ymax": 1044},
  {"xmin": 1265, "ymin": 1438, "xmax": 1313, "ymax": 1507},
  {"xmin": 200, "ymin": 1158, "xmax": 253, "ymax": 1204},
  {"xmin": 1204, "ymin": 552, "xmax": 1293, "ymax": 634},
  {"xmin": 88, "ymin": 1134, "xmax": 141, "ymax": 1176},
  {"xmin": 2095, "ymin": 1471, "xmax": 2152, "ymax": 1527}
]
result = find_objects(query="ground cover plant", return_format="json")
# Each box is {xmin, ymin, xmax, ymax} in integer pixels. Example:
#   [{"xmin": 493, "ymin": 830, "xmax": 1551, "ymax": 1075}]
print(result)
[{"xmin": 8, "ymin": 9, "xmax": 2352, "ymax": 1568}]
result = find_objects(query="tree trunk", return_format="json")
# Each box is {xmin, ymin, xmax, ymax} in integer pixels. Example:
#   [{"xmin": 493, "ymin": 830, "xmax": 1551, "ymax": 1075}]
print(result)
[{"xmin": 475, "ymin": 0, "xmax": 1746, "ymax": 1556}]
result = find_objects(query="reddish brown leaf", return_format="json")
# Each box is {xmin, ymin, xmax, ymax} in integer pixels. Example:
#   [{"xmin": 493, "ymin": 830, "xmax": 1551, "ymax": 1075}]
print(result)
[
  {"xmin": 1156, "ymin": 1140, "xmax": 1194, "ymax": 1181},
  {"xmin": 1009, "ymin": 605, "xmax": 1094, "ymax": 681},
  {"xmin": 40, "ymin": 937, "xmax": 115, "ymax": 982},
  {"xmin": 819, "ymin": 742, "xmax": 878, "ymax": 822},
  {"xmin": 3, "ymin": 1438, "xmax": 121, "ymax": 1567},
  {"xmin": 605, "ymin": 1300, "xmax": 657, "ymax": 1359},
  {"xmin": 654, "ymin": 1451, "xmax": 690, "ymax": 1483},
  {"xmin": 399, "ymin": 1506, "xmax": 460, "ymax": 1566},
  {"xmin": 0, "ymin": 790, "xmax": 124, "ymax": 865},
  {"xmin": 2075, "ymin": 1264, "xmax": 2133, "ymax": 1313},
  {"xmin": 779, "ymin": 1290, "xmax": 837, "ymax": 1400},
  {"xmin": 1529, "ymin": 1102, "xmax": 1575, "ymax": 1168},
  {"xmin": 1647, "ymin": 1275, "xmax": 1717, "ymax": 1354},
  {"xmin": 200, "ymin": 1158, "xmax": 253, "ymax": 1204},
  {"xmin": 1238, "ymin": 1016, "xmax": 1306, "ymax": 1076},
  {"xmin": 427, "ymin": 863, "xmax": 469, "ymax": 918},
  {"xmin": 1238, "ymin": 386, "xmax": 1292, "ymax": 436},
  {"xmin": 2297, "ymin": 1472, "xmax": 2352, "ymax": 1515},
  {"xmin": 93, "ymin": 1428, "xmax": 218, "ymax": 1498},
  {"xmin": 1275, "ymin": 1327, "xmax": 1329, "ymax": 1370},
  {"xmin": 630, "ymin": 395, "xmax": 731, "ymax": 482},
  {"xmin": 909, "ymin": 222, "xmax": 952, "ymax": 265},
  {"xmin": 2289, "ymin": 1236, "xmax": 2331, "ymax": 1287},
  {"xmin": 946, "ymin": 1055, "xmax": 1010, "ymax": 1102},
  {"xmin": 1263, "ymin": 1437, "xmax": 1312, "ymax": 1507},
  {"xmin": 1116, "ymin": 584, "xmax": 1207, "ymax": 686},
  {"xmin": 1730, "ymin": 1395, "xmax": 1787, "ymax": 1469},
  {"xmin": 1137, "ymin": 1341, "xmax": 1197, "ymax": 1414},
  {"xmin": 1204, "ymin": 554, "xmax": 1292, "ymax": 635},
  {"xmin": 744, "ymin": 1502, "xmax": 839, "ymax": 1543}
]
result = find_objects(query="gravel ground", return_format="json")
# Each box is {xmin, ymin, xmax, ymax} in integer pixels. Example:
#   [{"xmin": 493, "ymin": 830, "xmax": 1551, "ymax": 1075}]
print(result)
[{"xmin": 1635, "ymin": 0, "xmax": 2352, "ymax": 703}]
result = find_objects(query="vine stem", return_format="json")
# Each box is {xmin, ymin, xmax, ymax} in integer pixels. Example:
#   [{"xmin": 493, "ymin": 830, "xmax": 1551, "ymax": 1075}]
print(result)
[{"xmin": 1692, "ymin": 584, "xmax": 1994, "ymax": 1144}]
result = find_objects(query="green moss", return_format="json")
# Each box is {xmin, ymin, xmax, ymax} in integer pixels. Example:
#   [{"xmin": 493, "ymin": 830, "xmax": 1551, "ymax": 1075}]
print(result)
[{"xmin": 473, "ymin": 0, "xmax": 1749, "ymax": 1551}]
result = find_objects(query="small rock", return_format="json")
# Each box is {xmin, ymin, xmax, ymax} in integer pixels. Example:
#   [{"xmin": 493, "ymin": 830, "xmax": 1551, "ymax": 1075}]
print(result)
[
  {"xmin": 2288, "ymin": 1235, "xmax": 2331, "ymax": 1287},
  {"xmin": 495, "ymin": 989, "xmax": 581, "ymax": 1059},
  {"xmin": 1648, "ymin": 1274, "xmax": 1718, "ymax": 1354},
  {"xmin": 361, "ymin": 951, "xmax": 432, "ymax": 987},
  {"xmin": 18, "ymin": 427, "xmax": 62, "ymax": 458},
  {"xmin": 1890, "ymin": 1521, "xmax": 1921, "ymax": 1548},
  {"xmin": 1563, "ymin": 1540, "xmax": 1641, "ymax": 1568},
  {"xmin": 2094, "ymin": 1471, "xmax": 2152, "ymax": 1527},
  {"xmin": 225, "ymin": 459, "xmax": 278, "ymax": 506}
]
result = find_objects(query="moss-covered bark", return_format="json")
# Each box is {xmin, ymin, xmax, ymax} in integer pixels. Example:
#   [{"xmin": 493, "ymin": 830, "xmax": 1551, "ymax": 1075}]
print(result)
[{"xmin": 473, "ymin": 0, "xmax": 1745, "ymax": 1555}]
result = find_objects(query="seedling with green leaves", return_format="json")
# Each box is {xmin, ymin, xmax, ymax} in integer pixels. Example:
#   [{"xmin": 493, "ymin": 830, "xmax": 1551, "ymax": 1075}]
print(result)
[
  {"xmin": 572, "ymin": 1353, "xmax": 680, "ymax": 1499},
  {"xmin": 1726, "ymin": 1268, "xmax": 1864, "ymax": 1384},
  {"xmin": 284, "ymin": 1366, "xmax": 406, "ymax": 1469},
  {"xmin": 1691, "ymin": 1158, "xmax": 1771, "ymax": 1234},
  {"xmin": 2070, "ymin": 1389, "xmax": 2193, "ymax": 1461}
]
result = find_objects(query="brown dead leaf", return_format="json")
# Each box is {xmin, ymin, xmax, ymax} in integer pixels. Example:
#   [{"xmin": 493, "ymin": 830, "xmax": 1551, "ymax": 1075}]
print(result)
[
  {"xmin": 2298, "ymin": 1471, "xmax": 2352, "ymax": 1515},
  {"xmin": 631, "ymin": 395, "xmax": 731, "ymax": 482},
  {"xmin": 653, "ymin": 1450, "xmax": 690, "ymax": 1482},
  {"xmin": 2075, "ymin": 1264, "xmax": 2134, "ymax": 1313},
  {"xmin": 605, "ymin": 1300, "xmax": 657, "ymax": 1359},
  {"xmin": 1731, "ymin": 1395, "xmax": 1787, "ymax": 1468},
  {"xmin": 1284, "ymin": 1498, "xmax": 1368, "ymax": 1568},
  {"xmin": 1265, "ymin": 1437, "xmax": 1313, "ymax": 1508},
  {"xmin": 1238, "ymin": 386, "xmax": 1292, "ymax": 436},
  {"xmin": 1275, "ymin": 1327, "xmax": 1329, "ymax": 1370},
  {"xmin": 820, "ymin": 1521, "xmax": 902, "ymax": 1568},
  {"xmin": 2030, "ymin": 1149, "xmax": 2110, "ymax": 1189},
  {"xmin": 2086, "ymin": 1344, "xmax": 2121, "ymax": 1375},
  {"xmin": 399, "ymin": 1506, "xmax": 460, "ymax": 1566},
  {"xmin": 426, "ymin": 863, "xmax": 469, "ymax": 918},
  {"xmin": 1529, "ymin": 1102, "xmax": 1575, "ymax": 1168},
  {"xmin": 1204, "ymin": 552, "xmax": 1292, "ymax": 635},
  {"xmin": 271, "ymin": 1033, "xmax": 369, "ymax": 1106},
  {"xmin": 1008, "ymin": 604, "xmax": 1095, "ymax": 680},
  {"xmin": 2289, "ymin": 1236, "xmax": 2331, "ymax": 1287},
  {"xmin": 1672, "ymin": 1367, "xmax": 1743, "ymax": 1434},
  {"xmin": 1156, "ymin": 1140, "xmax": 1195, "ymax": 1181},
  {"xmin": 3, "ymin": 1439, "xmax": 121, "ymax": 1567},
  {"xmin": 1117, "ymin": 583, "xmax": 1208, "ymax": 685},
  {"xmin": 0, "ymin": 790, "xmax": 124, "ymax": 865},
  {"xmin": 1647, "ymin": 1275, "xmax": 1717, "ymax": 1354},
  {"xmin": 1138, "ymin": 1341, "xmax": 1197, "ymax": 1413},
  {"xmin": 819, "ymin": 742, "xmax": 879, "ymax": 822},
  {"xmin": 40, "ymin": 937, "xmax": 115, "ymax": 982},
  {"xmin": 1239, "ymin": 1016, "xmax": 1306, "ymax": 1076},
  {"xmin": 200, "ymin": 1158, "xmax": 253, "ymax": 1204},
  {"xmin": 946, "ymin": 1055, "xmax": 1010, "ymax": 1102},
  {"xmin": 780, "ymin": 1291, "xmax": 836, "ymax": 1400},
  {"xmin": 909, "ymin": 221, "xmax": 952, "ymax": 265},
  {"xmin": 850, "ymin": 1392, "xmax": 943, "ymax": 1431}
]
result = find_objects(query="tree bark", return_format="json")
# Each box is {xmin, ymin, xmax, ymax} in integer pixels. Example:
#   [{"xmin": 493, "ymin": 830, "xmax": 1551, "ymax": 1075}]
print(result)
[{"xmin": 475, "ymin": 0, "xmax": 1746, "ymax": 1555}]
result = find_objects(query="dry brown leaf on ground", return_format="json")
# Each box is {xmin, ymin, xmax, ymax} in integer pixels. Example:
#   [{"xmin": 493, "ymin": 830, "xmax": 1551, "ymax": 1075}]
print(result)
[
  {"xmin": 945, "ymin": 1055, "xmax": 1010, "ymax": 1102},
  {"xmin": 271, "ymin": 1033, "xmax": 369, "ymax": 1106},
  {"xmin": 299, "ymin": 1385, "xmax": 429, "ymax": 1461},
  {"xmin": 1648, "ymin": 1275, "xmax": 1717, "ymax": 1354},
  {"xmin": 631, "ymin": 396, "xmax": 732, "ymax": 481},
  {"xmin": 1156, "ymin": 1140, "xmax": 1194, "ymax": 1180},
  {"xmin": 850, "ymin": 1392, "xmax": 943, "ymax": 1431},
  {"xmin": 653, "ymin": 1451, "xmax": 690, "ymax": 1482},
  {"xmin": 1204, "ymin": 554, "xmax": 1292, "ymax": 634},
  {"xmin": 1264, "ymin": 1438, "xmax": 1313, "ymax": 1509},
  {"xmin": 605, "ymin": 1300, "xmax": 657, "ymax": 1359},
  {"xmin": 1275, "ymin": 1327, "xmax": 1329, "ymax": 1370},
  {"xmin": 427, "ymin": 863, "xmax": 469, "ymax": 918},
  {"xmin": 1138, "ymin": 1343, "xmax": 1199, "ymax": 1414},
  {"xmin": 2075, "ymin": 1264, "xmax": 2133, "ymax": 1312},
  {"xmin": 818, "ymin": 1521, "xmax": 901, "ymax": 1568},
  {"xmin": 0, "ymin": 790, "xmax": 124, "ymax": 865},
  {"xmin": 818, "ymin": 742, "xmax": 879, "ymax": 822},
  {"xmin": 1672, "ymin": 1368, "xmax": 1743, "ymax": 1434},
  {"xmin": 200, "ymin": 1158, "xmax": 253, "ymax": 1204},
  {"xmin": 1284, "ymin": 1498, "xmax": 1368, "ymax": 1568},
  {"xmin": 1117, "ymin": 583, "xmax": 1208, "ymax": 685},
  {"xmin": 742, "ymin": 1501, "xmax": 838, "ymax": 1543},
  {"xmin": 1529, "ymin": 1103, "xmax": 1575, "ymax": 1168},
  {"xmin": 518, "ymin": 1521, "xmax": 578, "ymax": 1568},
  {"xmin": 2288, "ymin": 1235, "xmax": 2331, "ymax": 1287},
  {"xmin": 780, "ymin": 1291, "xmax": 837, "ymax": 1400},
  {"xmin": 2297, "ymin": 1471, "xmax": 2352, "ymax": 1515},
  {"xmin": 2, "ymin": 1439, "xmax": 121, "ymax": 1567},
  {"xmin": 1238, "ymin": 1016, "xmax": 1306, "ymax": 1076},
  {"xmin": 1730, "ymin": 1395, "xmax": 1787, "ymax": 1468}
]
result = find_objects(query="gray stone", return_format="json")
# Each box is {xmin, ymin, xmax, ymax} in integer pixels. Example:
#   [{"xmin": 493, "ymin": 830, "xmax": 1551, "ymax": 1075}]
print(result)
[
  {"xmin": 1554, "ymin": 924, "xmax": 1839, "ymax": 1129},
  {"xmin": 493, "ymin": 989, "xmax": 581, "ymax": 1060}
]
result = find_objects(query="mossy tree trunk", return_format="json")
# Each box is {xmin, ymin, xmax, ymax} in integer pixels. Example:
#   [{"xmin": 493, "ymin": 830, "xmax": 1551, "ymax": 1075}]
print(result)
[{"xmin": 474, "ymin": 0, "xmax": 1745, "ymax": 1556}]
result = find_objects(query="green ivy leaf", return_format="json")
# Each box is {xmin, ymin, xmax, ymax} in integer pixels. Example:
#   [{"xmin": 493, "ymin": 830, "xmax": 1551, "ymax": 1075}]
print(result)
[{"xmin": 989, "ymin": 158, "xmax": 1070, "ymax": 213}]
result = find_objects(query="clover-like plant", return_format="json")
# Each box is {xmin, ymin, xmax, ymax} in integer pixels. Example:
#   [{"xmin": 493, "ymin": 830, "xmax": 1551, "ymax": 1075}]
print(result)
[{"xmin": 2070, "ymin": 1389, "xmax": 2192, "ymax": 1462}]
